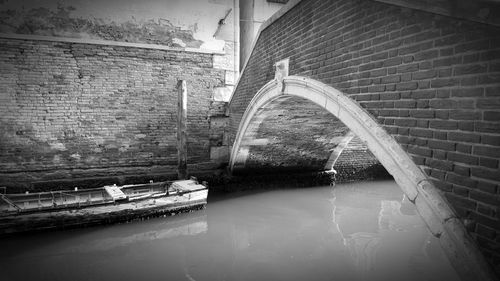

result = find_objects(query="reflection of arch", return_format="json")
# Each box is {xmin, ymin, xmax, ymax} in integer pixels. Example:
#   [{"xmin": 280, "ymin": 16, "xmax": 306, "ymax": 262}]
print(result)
[
  {"xmin": 230, "ymin": 76, "xmax": 495, "ymax": 280},
  {"xmin": 324, "ymin": 130, "xmax": 355, "ymax": 171}
]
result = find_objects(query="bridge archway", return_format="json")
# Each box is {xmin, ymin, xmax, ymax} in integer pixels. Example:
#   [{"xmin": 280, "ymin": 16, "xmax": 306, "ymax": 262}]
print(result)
[{"xmin": 229, "ymin": 76, "xmax": 494, "ymax": 281}]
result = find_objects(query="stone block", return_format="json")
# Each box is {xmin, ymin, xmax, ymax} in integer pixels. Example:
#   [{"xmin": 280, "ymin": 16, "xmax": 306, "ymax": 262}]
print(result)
[
  {"xmin": 212, "ymin": 86, "xmax": 233, "ymax": 102},
  {"xmin": 225, "ymin": 70, "xmax": 236, "ymax": 85},
  {"xmin": 213, "ymin": 42, "xmax": 235, "ymax": 71},
  {"xmin": 210, "ymin": 116, "xmax": 229, "ymax": 130},
  {"xmin": 210, "ymin": 146, "xmax": 229, "ymax": 163}
]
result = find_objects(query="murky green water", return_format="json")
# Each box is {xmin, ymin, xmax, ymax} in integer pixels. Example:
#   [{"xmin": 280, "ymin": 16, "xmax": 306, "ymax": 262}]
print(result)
[{"xmin": 0, "ymin": 180, "xmax": 460, "ymax": 281}]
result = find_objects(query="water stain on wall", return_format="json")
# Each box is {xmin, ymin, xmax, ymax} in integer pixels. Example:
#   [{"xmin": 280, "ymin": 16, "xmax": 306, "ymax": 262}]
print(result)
[{"xmin": 0, "ymin": 4, "xmax": 203, "ymax": 48}]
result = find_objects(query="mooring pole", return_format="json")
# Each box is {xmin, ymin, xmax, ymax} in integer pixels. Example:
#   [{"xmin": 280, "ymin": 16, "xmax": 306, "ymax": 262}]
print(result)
[{"xmin": 177, "ymin": 80, "xmax": 188, "ymax": 180}]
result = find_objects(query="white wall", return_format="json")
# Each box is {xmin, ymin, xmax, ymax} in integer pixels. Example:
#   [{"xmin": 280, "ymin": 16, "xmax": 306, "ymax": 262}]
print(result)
[
  {"xmin": 0, "ymin": 0, "xmax": 235, "ymax": 52},
  {"xmin": 239, "ymin": 0, "xmax": 284, "ymax": 70}
]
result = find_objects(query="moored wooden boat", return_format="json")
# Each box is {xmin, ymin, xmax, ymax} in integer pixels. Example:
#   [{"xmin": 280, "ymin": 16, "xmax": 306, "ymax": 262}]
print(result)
[{"xmin": 0, "ymin": 178, "xmax": 208, "ymax": 234}]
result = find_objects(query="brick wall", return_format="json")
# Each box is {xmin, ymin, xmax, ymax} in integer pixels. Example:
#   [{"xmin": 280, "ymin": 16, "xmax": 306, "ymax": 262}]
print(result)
[
  {"xmin": 230, "ymin": 94, "xmax": 386, "ymax": 178},
  {"xmin": 334, "ymin": 136, "xmax": 389, "ymax": 181},
  {"xmin": 236, "ymin": 97, "xmax": 347, "ymax": 172},
  {"xmin": 0, "ymin": 37, "xmax": 227, "ymax": 191},
  {"xmin": 229, "ymin": 0, "xmax": 500, "ymax": 273}
]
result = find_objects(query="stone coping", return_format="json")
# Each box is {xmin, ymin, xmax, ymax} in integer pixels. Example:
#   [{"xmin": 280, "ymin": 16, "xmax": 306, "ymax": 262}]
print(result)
[{"xmin": 0, "ymin": 33, "xmax": 225, "ymax": 55}]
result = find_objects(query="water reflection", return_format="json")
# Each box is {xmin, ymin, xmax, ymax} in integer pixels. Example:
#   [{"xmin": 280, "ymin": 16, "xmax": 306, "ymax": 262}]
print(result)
[
  {"xmin": 0, "ymin": 180, "xmax": 460, "ymax": 281},
  {"xmin": 331, "ymin": 182, "xmax": 458, "ymax": 281}
]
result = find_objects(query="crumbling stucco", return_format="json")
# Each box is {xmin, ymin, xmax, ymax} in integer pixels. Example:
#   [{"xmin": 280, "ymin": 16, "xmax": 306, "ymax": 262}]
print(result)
[{"xmin": 0, "ymin": 4, "xmax": 203, "ymax": 48}]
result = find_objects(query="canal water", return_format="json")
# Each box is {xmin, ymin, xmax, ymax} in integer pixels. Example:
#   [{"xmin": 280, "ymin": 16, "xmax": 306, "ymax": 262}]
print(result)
[{"xmin": 0, "ymin": 180, "xmax": 460, "ymax": 281}]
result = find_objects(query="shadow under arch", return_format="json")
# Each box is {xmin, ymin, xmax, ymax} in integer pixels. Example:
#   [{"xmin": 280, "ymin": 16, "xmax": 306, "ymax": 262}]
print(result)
[{"xmin": 229, "ymin": 76, "xmax": 496, "ymax": 281}]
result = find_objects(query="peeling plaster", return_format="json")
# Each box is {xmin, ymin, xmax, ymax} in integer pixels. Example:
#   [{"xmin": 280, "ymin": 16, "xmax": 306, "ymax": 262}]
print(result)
[
  {"xmin": 0, "ymin": 5, "xmax": 203, "ymax": 48},
  {"xmin": 0, "ymin": 0, "xmax": 234, "ymax": 51}
]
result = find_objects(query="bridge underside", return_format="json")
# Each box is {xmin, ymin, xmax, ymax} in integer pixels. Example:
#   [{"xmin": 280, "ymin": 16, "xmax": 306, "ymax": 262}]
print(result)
[{"xmin": 232, "ymin": 95, "xmax": 384, "ymax": 179}]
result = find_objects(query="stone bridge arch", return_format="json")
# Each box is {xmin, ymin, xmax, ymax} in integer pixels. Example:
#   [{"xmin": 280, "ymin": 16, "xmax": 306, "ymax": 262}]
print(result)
[{"xmin": 229, "ymin": 75, "xmax": 494, "ymax": 281}]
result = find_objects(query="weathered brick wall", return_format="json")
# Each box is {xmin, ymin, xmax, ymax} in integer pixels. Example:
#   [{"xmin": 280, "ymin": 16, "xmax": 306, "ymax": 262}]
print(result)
[
  {"xmin": 229, "ymin": 0, "xmax": 500, "ymax": 272},
  {"xmin": 334, "ymin": 136, "xmax": 389, "ymax": 181},
  {"xmin": 237, "ymin": 97, "xmax": 349, "ymax": 173},
  {"xmin": 0, "ymin": 37, "xmax": 226, "ymax": 191},
  {"xmin": 230, "ymin": 95, "xmax": 387, "ymax": 177}
]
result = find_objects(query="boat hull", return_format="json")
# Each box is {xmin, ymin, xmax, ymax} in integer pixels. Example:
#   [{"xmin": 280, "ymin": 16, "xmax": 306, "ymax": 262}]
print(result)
[{"xmin": 0, "ymin": 183, "xmax": 208, "ymax": 235}]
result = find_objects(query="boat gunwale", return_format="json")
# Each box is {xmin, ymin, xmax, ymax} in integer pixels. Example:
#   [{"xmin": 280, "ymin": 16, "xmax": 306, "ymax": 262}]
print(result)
[{"xmin": 0, "ymin": 181, "xmax": 208, "ymax": 216}]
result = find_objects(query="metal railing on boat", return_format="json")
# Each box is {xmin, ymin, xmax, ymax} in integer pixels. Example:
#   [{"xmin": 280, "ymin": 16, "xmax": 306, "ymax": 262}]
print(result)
[{"xmin": 1, "ymin": 194, "xmax": 21, "ymax": 211}]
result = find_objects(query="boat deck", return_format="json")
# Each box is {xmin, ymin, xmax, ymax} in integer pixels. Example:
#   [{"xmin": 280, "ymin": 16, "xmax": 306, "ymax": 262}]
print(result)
[
  {"xmin": 0, "ymin": 181, "xmax": 176, "ymax": 214},
  {"xmin": 0, "ymin": 179, "xmax": 208, "ymax": 235}
]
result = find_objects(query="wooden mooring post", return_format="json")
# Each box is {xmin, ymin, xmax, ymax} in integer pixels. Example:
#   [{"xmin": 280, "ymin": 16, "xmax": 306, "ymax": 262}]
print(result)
[{"xmin": 177, "ymin": 80, "xmax": 188, "ymax": 180}]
